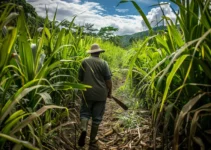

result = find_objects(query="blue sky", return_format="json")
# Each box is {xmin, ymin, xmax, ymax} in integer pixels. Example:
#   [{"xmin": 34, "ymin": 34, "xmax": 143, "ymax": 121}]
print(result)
[
  {"xmin": 81, "ymin": 0, "xmax": 177, "ymax": 15},
  {"xmin": 26, "ymin": 0, "xmax": 178, "ymax": 35}
]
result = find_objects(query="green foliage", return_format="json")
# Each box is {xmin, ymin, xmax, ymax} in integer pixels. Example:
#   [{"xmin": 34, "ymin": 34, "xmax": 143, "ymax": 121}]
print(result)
[
  {"xmin": 0, "ymin": 3, "xmax": 92, "ymax": 149},
  {"xmin": 99, "ymin": 40, "xmax": 126, "ymax": 70},
  {"xmin": 82, "ymin": 23, "xmax": 98, "ymax": 36},
  {"xmin": 117, "ymin": 110, "xmax": 142, "ymax": 128},
  {"xmin": 119, "ymin": 26, "xmax": 167, "ymax": 48},
  {"xmin": 98, "ymin": 26, "xmax": 118, "ymax": 40},
  {"xmin": 0, "ymin": 1, "xmax": 128, "ymax": 149},
  {"xmin": 123, "ymin": 0, "xmax": 211, "ymax": 149},
  {"xmin": 0, "ymin": 0, "xmax": 37, "ymax": 19}
]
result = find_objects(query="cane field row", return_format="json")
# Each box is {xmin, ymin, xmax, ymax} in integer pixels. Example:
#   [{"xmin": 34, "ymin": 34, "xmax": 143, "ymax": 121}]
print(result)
[{"xmin": 0, "ymin": 0, "xmax": 211, "ymax": 149}]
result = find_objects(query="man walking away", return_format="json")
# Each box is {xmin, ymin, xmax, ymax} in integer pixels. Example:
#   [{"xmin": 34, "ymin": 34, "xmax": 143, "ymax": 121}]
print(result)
[{"xmin": 78, "ymin": 43, "xmax": 112, "ymax": 148}]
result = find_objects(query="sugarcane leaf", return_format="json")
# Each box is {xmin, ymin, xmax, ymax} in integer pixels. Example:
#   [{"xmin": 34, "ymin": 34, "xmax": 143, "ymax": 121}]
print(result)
[
  {"xmin": 0, "ymin": 133, "xmax": 39, "ymax": 150},
  {"xmin": 126, "ymin": 36, "xmax": 155, "ymax": 83},
  {"xmin": 160, "ymin": 54, "xmax": 189, "ymax": 111},
  {"xmin": 156, "ymin": 37, "xmax": 199, "ymax": 90},
  {"xmin": 12, "ymin": 144, "xmax": 22, "ymax": 150},
  {"xmin": 47, "ymin": 121, "xmax": 76, "ymax": 135},
  {"xmin": 205, "ymin": 130, "xmax": 211, "ymax": 134},
  {"xmin": 173, "ymin": 93, "xmax": 206, "ymax": 149},
  {"xmin": 164, "ymin": 103, "xmax": 174, "ymax": 127},
  {"xmin": 189, "ymin": 107, "xmax": 211, "ymax": 149},
  {"xmin": 37, "ymin": 92, "xmax": 52, "ymax": 104},
  {"xmin": 35, "ymin": 45, "xmax": 74, "ymax": 79},
  {"xmin": 0, "ymin": 80, "xmax": 45, "ymax": 123},
  {"xmin": 54, "ymin": 28, "xmax": 65, "ymax": 52},
  {"xmin": 168, "ymin": 24, "xmax": 184, "ymax": 47},
  {"xmin": 193, "ymin": 137, "xmax": 205, "ymax": 150},
  {"xmin": 27, "ymin": 124, "xmax": 42, "ymax": 148},
  {"xmin": 196, "ymin": 59, "xmax": 211, "ymax": 80},
  {"xmin": 0, "ymin": 28, "xmax": 17, "ymax": 72},
  {"xmin": 44, "ymin": 27, "xmax": 51, "ymax": 40},
  {"xmin": 156, "ymin": 35, "xmax": 171, "ymax": 54},
  {"xmin": 17, "ymin": 11, "xmax": 35, "ymax": 81},
  {"xmin": 2, "ymin": 113, "xmax": 28, "ymax": 134},
  {"xmin": 4, "ymin": 110, "xmax": 25, "ymax": 124},
  {"xmin": 10, "ymin": 105, "xmax": 68, "ymax": 134}
]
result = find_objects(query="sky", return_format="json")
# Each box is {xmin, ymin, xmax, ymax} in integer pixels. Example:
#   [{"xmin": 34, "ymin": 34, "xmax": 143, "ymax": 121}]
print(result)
[{"xmin": 26, "ymin": 0, "xmax": 178, "ymax": 35}]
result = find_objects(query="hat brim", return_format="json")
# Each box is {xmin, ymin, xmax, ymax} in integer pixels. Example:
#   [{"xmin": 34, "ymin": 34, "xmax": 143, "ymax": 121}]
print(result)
[{"xmin": 87, "ymin": 49, "xmax": 105, "ymax": 54}]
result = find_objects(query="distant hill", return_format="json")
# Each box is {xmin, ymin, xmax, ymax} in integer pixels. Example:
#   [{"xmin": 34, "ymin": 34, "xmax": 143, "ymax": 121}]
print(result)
[{"xmin": 119, "ymin": 26, "xmax": 167, "ymax": 48}]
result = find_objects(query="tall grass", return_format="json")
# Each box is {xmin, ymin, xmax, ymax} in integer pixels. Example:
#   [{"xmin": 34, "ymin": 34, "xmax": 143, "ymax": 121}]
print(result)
[
  {"xmin": 0, "ymin": 3, "xmax": 92, "ymax": 149},
  {"xmin": 0, "ymin": 2, "xmax": 127, "ymax": 149},
  {"xmin": 121, "ymin": 0, "xmax": 211, "ymax": 149}
]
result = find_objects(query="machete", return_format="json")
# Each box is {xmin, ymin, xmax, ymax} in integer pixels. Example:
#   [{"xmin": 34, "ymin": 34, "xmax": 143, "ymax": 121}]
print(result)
[{"xmin": 111, "ymin": 96, "xmax": 128, "ymax": 110}]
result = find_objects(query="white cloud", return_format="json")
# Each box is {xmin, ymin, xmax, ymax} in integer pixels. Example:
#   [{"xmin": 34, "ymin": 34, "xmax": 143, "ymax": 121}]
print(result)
[
  {"xmin": 116, "ymin": 9, "xmax": 129, "ymax": 13},
  {"xmin": 26, "ymin": 0, "xmax": 176, "ymax": 35},
  {"xmin": 146, "ymin": 2, "xmax": 176, "ymax": 27}
]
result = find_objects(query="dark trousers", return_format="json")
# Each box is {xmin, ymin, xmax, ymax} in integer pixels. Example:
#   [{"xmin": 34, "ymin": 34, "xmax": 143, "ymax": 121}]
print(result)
[{"xmin": 80, "ymin": 100, "xmax": 106, "ymax": 125}]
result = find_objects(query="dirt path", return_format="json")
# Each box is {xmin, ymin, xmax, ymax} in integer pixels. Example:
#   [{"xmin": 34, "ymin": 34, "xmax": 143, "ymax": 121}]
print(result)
[
  {"xmin": 72, "ymin": 78, "xmax": 159, "ymax": 150},
  {"xmin": 80, "ymin": 98, "xmax": 153, "ymax": 150}
]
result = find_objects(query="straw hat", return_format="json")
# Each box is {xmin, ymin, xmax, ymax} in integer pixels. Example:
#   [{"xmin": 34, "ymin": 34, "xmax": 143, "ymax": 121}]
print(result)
[{"xmin": 87, "ymin": 43, "xmax": 105, "ymax": 54}]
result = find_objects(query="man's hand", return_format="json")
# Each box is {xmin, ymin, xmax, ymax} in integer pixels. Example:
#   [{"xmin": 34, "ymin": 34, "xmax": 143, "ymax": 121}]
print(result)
[
  {"xmin": 106, "ymin": 80, "xmax": 112, "ymax": 99},
  {"xmin": 107, "ymin": 92, "xmax": 112, "ymax": 99}
]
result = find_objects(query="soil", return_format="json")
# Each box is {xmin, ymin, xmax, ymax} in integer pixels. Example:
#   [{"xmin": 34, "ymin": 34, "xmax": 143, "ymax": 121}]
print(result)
[{"xmin": 72, "ymin": 78, "xmax": 160, "ymax": 150}]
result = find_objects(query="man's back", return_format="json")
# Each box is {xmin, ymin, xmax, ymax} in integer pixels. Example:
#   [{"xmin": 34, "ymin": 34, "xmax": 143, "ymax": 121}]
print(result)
[{"xmin": 79, "ymin": 56, "xmax": 111, "ymax": 101}]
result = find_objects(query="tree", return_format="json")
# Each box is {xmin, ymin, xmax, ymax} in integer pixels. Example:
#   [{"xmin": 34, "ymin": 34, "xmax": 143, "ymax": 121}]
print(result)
[
  {"xmin": 97, "ymin": 26, "xmax": 118, "ymax": 40},
  {"xmin": 82, "ymin": 23, "xmax": 98, "ymax": 36},
  {"xmin": 0, "ymin": 0, "xmax": 37, "ymax": 19},
  {"xmin": 129, "ymin": 37, "xmax": 137, "ymax": 44},
  {"xmin": 60, "ymin": 19, "xmax": 75, "ymax": 28},
  {"xmin": 0, "ymin": 0, "xmax": 40, "ymax": 36}
]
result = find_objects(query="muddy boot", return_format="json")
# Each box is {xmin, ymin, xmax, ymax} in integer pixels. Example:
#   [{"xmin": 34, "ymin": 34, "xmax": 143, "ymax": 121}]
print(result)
[
  {"xmin": 78, "ymin": 119, "xmax": 88, "ymax": 147},
  {"xmin": 89, "ymin": 124, "xmax": 99, "ymax": 149}
]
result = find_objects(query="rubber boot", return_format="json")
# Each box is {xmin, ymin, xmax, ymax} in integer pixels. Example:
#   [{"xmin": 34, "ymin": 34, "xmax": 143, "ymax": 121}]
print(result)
[
  {"xmin": 89, "ymin": 124, "xmax": 99, "ymax": 146},
  {"xmin": 78, "ymin": 119, "xmax": 88, "ymax": 147}
]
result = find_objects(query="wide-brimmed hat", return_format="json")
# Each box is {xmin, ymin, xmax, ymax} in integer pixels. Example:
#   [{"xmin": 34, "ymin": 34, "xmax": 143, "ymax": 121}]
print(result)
[{"xmin": 87, "ymin": 43, "xmax": 105, "ymax": 54}]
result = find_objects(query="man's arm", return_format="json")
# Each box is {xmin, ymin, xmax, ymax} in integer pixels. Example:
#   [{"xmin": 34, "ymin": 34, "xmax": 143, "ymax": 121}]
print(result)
[
  {"xmin": 103, "ymin": 61, "xmax": 112, "ymax": 98},
  {"xmin": 78, "ymin": 61, "xmax": 85, "ymax": 82},
  {"xmin": 78, "ymin": 67, "xmax": 84, "ymax": 82},
  {"xmin": 105, "ymin": 79, "xmax": 112, "ymax": 98}
]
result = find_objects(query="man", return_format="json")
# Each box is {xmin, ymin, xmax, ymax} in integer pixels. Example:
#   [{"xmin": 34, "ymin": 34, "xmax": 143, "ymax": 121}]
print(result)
[{"xmin": 78, "ymin": 43, "xmax": 112, "ymax": 148}]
